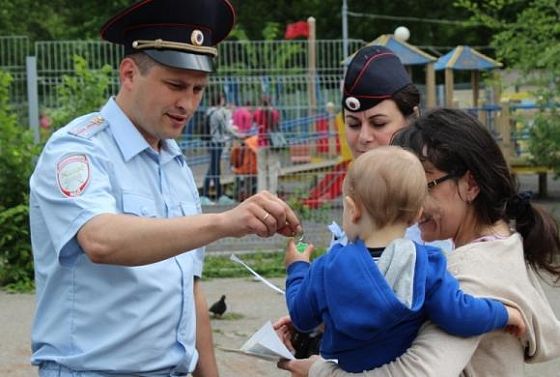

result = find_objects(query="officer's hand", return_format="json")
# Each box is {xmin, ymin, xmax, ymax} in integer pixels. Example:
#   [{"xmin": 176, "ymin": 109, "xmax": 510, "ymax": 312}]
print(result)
[{"xmin": 223, "ymin": 191, "xmax": 301, "ymax": 238}]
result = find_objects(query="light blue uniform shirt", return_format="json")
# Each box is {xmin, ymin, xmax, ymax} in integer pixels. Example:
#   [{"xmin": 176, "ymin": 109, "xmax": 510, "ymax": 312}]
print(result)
[{"xmin": 29, "ymin": 98, "xmax": 203, "ymax": 376}]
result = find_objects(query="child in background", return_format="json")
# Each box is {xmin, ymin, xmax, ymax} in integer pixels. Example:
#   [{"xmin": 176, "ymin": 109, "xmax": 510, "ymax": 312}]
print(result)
[{"xmin": 284, "ymin": 146, "xmax": 526, "ymax": 372}]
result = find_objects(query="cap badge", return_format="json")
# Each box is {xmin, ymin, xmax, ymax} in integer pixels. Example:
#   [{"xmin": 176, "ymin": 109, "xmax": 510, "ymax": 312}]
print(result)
[
  {"xmin": 345, "ymin": 96, "xmax": 361, "ymax": 111},
  {"xmin": 191, "ymin": 30, "xmax": 204, "ymax": 46}
]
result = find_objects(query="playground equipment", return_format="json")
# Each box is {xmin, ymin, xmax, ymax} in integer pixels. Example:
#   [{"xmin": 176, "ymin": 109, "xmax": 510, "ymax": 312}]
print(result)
[
  {"xmin": 500, "ymin": 102, "xmax": 553, "ymax": 197},
  {"xmin": 302, "ymin": 112, "xmax": 351, "ymax": 208},
  {"xmin": 434, "ymin": 46, "xmax": 502, "ymax": 108}
]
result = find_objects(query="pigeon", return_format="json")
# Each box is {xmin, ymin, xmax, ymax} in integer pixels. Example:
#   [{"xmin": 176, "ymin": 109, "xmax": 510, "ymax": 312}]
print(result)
[{"xmin": 209, "ymin": 295, "xmax": 227, "ymax": 318}]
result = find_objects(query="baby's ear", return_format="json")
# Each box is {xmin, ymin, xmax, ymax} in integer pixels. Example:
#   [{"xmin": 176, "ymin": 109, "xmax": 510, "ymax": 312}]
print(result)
[{"xmin": 344, "ymin": 195, "xmax": 361, "ymax": 223}]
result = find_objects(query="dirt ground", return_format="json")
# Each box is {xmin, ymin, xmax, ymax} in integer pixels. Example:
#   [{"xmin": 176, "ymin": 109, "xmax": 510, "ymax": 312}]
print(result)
[{"xmin": 1, "ymin": 276, "xmax": 560, "ymax": 377}]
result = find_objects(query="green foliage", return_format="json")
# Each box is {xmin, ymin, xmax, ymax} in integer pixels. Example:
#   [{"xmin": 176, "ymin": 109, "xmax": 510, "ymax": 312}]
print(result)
[
  {"xmin": 50, "ymin": 55, "xmax": 113, "ymax": 130},
  {"xmin": 0, "ymin": 0, "xmax": 130, "ymax": 40},
  {"xmin": 0, "ymin": 204, "xmax": 34, "ymax": 292},
  {"xmin": 286, "ymin": 190, "xmax": 333, "ymax": 223},
  {"xmin": 224, "ymin": 22, "xmax": 305, "ymax": 75},
  {"xmin": 528, "ymin": 107, "xmax": 560, "ymax": 170},
  {"xmin": 458, "ymin": 0, "xmax": 560, "ymax": 172},
  {"xmin": 1, "ymin": 0, "xmax": 494, "ymax": 50},
  {"xmin": 0, "ymin": 70, "xmax": 41, "ymax": 292}
]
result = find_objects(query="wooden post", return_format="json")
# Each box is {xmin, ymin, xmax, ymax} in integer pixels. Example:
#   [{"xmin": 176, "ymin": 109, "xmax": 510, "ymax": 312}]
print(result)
[
  {"xmin": 445, "ymin": 68, "xmax": 454, "ymax": 107},
  {"xmin": 425, "ymin": 62, "xmax": 436, "ymax": 109},
  {"xmin": 496, "ymin": 100, "xmax": 514, "ymax": 165},
  {"xmin": 472, "ymin": 70, "xmax": 480, "ymax": 108},
  {"xmin": 538, "ymin": 173, "xmax": 548, "ymax": 198}
]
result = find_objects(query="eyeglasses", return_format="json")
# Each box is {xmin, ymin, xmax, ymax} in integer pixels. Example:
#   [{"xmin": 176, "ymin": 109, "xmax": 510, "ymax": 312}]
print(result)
[{"xmin": 427, "ymin": 174, "xmax": 454, "ymax": 190}]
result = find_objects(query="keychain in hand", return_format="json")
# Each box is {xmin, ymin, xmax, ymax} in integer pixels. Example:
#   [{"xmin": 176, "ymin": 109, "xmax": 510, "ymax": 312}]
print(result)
[{"xmin": 295, "ymin": 231, "xmax": 308, "ymax": 253}]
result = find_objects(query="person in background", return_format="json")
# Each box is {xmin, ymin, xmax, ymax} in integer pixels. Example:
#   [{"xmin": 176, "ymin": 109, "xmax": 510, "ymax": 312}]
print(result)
[
  {"xmin": 278, "ymin": 108, "xmax": 560, "ymax": 377},
  {"xmin": 230, "ymin": 134, "xmax": 258, "ymax": 201},
  {"xmin": 232, "ymin": 100, "xmax": 254, "ymax": 135},
  {"xmin": 253, "ymin": 96, "xmax": 282, "ymax": 194},
  {"xmin": 283, "ymin": 145, "xmax": 525, "ymax": 373},
  {"xmin": 28, "ymin": 1, "xmax": 301, "ymax": 376},
  {"xmin": 201, "ymin": 91, "xmax": 237, "ymax": 205}
]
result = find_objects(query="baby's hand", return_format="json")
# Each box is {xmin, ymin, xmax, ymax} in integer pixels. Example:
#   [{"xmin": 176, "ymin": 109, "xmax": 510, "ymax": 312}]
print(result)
[
  {"xmin": 284, "ymin": 239, "xmax": 314, "ymax": 268},
  {"xmin": 505, "ymin": 305, "xmax": 526, "ymax": 338}
]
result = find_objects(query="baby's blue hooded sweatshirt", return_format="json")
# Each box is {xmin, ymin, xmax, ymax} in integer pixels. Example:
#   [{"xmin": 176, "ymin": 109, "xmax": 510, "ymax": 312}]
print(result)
[{"xmin": 285, "ymin": 239, "xmax": 508, "ymax": 373}]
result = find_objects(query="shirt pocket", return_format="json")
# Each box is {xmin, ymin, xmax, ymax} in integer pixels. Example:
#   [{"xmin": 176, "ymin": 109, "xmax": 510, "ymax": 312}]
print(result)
[{"xmin": 122, "ymin": 192, "xmax": 158, "ymax": 217}]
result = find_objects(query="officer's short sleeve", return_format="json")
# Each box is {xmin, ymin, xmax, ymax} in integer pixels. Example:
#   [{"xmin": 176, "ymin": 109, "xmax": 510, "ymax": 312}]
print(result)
[{"xmin": 30, "ymin": 134, "xmax": 117, "ymax": 265}]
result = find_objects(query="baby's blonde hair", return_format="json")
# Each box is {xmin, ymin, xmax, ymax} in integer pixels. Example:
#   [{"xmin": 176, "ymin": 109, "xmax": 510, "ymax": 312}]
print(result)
[{"xmin": 343, "ymin": 145, "xmax": 427, "ymax": 228}]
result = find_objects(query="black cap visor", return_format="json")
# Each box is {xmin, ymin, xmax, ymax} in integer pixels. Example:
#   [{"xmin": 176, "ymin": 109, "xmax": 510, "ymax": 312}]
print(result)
[{"xmin": 144, "ymin": 49, "xmax": 214, "ymax": 72}]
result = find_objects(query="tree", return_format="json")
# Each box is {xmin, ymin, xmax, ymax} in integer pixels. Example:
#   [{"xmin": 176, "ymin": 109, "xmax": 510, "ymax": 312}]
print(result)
[
  {"xmin": 0, "ymin": 0, "xmax": 131, "ymax": 40},
  {"xmin": 0, "ymin": 0, "xmax": 494, "ymax": 52},
  {"xmin": 457, "ymin": 0, "xmax": 560, "ymax": 171}
]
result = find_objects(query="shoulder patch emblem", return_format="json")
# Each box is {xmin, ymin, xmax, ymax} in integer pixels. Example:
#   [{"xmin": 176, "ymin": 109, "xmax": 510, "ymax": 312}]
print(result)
[
  {"xmin": 69, "ymin": 115, "xmax": 106, "ymax": 139},
  {"xmin": 56, "ymin": 154, "xmax": 91, "ymax": 197}
]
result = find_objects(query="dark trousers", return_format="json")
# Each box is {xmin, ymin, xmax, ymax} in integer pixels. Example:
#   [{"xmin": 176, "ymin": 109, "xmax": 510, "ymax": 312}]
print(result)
[{"xmin": 203, "ymin": 142, "xmax": 224, "ymax": 199}]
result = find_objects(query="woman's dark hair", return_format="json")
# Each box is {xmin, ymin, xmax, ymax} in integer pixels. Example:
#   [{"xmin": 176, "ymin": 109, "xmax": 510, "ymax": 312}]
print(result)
[
  {"xmin": 392, "ymin": 83, "xmax": 420, "ymax": 117},
  {"xmin": 391, "ymin": 108, "xmax": 560, "ymax": 281}
]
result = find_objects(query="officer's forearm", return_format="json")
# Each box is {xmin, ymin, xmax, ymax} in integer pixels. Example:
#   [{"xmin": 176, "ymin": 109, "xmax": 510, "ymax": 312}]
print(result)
[{"xmin": 77, "ymin": 213, "xmax": 228, "ymax": 266}]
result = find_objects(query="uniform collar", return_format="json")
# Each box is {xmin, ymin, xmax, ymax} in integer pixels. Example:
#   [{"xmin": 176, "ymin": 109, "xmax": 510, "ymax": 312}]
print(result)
[
  {"xmin": 100, "ymin": 97, "xmax": 184, "ymax": 166},
  {"xmin": 160, "ymin": 139, "xmax": 185, "ymax": 166},
  {"xmin": 101, "ymin": 97, "xmax": 150, "ymax": 161}
]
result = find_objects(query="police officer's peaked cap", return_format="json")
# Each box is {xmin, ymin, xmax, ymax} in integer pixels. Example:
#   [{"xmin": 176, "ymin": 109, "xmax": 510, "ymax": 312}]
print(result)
[
  {"xmin": 343, "ymin": 45, "xmax": 411, "ymax": 112},
  {"xmin": 100, "ymin": 0, "xmax": 236, "ymax": 73}
]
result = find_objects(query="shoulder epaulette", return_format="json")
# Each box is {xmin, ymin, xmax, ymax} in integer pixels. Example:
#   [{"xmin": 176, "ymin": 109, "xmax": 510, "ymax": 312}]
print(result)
[{"xmin": 68, "ymin": 114, "xmax": 108, "ymax": 139}]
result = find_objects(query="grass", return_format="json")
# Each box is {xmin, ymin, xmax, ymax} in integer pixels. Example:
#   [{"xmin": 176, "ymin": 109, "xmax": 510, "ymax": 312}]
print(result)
[{"xmin": 202, "ymin": 248, "xmax": 326, "ymax": 280}]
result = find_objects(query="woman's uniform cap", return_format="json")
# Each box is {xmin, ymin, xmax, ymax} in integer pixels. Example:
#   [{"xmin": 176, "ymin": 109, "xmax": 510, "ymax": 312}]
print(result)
[{"xmin": 343, "ymin": 45, "xmax": 412, "ymax": 112}]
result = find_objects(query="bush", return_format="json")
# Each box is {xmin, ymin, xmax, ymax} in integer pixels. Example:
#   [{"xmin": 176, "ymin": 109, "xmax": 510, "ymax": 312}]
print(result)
[
  {"xmin": 0, "ymin": 70, "xmax": 41, "ymax": 292},
  {"xmin": 50, "ymin": 55, "xmax": 113, "ymax": 130},
  {"xmin": 527, "ymin": 88, "xmax": 560, "ymax": 173}
]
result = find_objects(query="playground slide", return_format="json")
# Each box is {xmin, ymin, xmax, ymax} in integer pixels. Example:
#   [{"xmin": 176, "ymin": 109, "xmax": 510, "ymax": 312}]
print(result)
[{"xmin": 302, "ymin": 161, "xmax": 350, "ymax": 208}]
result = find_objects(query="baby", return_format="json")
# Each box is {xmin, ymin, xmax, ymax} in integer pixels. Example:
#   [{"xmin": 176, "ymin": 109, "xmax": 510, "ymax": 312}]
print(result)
[{"xmin": 284, "ymin": 146, "xmax": 525, "ymax": 372}]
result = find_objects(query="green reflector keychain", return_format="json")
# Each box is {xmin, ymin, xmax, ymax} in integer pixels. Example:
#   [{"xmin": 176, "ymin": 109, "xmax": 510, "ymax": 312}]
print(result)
[{"xmin": 295, "ymin": 231, "xmax": 308, "ymax": 253}]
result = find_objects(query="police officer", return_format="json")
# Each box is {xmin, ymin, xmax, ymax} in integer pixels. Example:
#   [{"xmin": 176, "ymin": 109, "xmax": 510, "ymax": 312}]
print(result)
[{"xmin": 29, "ymin": 1, "xmax": 300, "ymax": 376}]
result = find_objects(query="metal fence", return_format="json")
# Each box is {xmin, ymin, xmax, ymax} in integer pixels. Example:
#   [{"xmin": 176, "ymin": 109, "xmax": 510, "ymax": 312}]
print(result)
[
  {"xmin": 3, "ymin": 36, "xmax": 544, "ymax": 252},
  {"xmin": 0, "ymin": 36, "xmax": 30, "ymax": 121},
  {"xmin": 1, "ymin": 36, "xmax": 367, "ymax": 252}
]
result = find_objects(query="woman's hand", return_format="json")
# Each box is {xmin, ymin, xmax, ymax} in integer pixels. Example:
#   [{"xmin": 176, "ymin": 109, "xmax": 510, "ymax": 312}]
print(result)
[
  {"xmin": 277, "ymin": 355, "xmax": 321, "ymax": 377},
  {"xmin": 273, "ymin": 315, "xmax": 296, "ymax": 353}
]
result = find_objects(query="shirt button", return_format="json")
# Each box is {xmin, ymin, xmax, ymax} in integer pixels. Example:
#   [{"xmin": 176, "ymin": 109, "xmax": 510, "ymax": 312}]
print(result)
[{"xmin": 141, "ymin": 206, "xmax": 150, "ymax": 215}]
